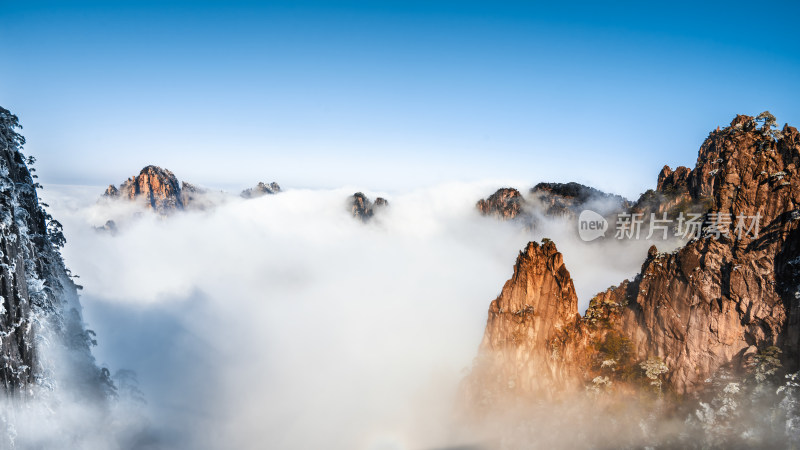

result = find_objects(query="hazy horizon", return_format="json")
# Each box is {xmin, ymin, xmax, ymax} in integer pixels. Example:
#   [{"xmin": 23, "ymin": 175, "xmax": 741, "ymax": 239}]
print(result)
[
  {"xmin": 3, "ymin": 1, "xmax": 799, "ymax": 200},
  {"xmin": 2, "ymin": 1, "xmax": 799, "ymax": 448}
]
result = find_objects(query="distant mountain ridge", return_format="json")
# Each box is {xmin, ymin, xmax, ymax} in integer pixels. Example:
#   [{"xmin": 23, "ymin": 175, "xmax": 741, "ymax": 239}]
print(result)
[
  {"xmin": 240, "ymin": 181, "xmax": 281, "ymax": 198},
  {"xmin": 475, "ymin": 181, "xmax": 630, "ymax": 228},
  {"xmin": 102, "ymin": 165, "xmax": 281, "ymax": 214}
]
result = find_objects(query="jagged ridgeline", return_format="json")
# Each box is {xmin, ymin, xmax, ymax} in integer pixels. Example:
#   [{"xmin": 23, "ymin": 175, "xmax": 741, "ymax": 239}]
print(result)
[
  {"xmin": 101, "ymin": 165, "xmax": 281, "ymax": 217},
  {"xmin": 0, "ymin": 107, "xmax": 111, "ymax": 398},
  {"xmin": 464, "ymin": 113, "xmax": 800, "ymax": 404}
]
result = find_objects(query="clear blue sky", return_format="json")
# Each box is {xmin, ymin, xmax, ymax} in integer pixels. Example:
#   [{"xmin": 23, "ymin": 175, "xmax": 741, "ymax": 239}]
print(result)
[{"xmin": 1, "ymin": 0, "xmax": 798, "ymax": 198}]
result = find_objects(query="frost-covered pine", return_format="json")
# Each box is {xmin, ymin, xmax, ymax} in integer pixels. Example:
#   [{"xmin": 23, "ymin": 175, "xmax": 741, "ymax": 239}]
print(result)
[
  {"xmin": 586, "ymin": 375, "xmax": 612, "ymax": 398},
  {"xmin": 640, "ymin": 357, "xmax": 668, "ymax": 392},
  {"xmin": 0, "ymin": 106, "xmax": 120, "ymax": 446},
  {"xmin": 777, "ymin": 372, "xmax": 800, "ymax": 443}
]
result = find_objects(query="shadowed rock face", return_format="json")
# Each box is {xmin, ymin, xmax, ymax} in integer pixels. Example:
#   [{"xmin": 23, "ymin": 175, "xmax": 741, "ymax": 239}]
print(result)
[
  {"xmin": 465, "ymin": 114, "xmax": 800, "ymax": 402},
  {"xmin": 94, "ymin": 219, "xmax": 118, "ymax": 235},
  {"xmin": 240, "ymin": 181, "xmax": 281, "ymax": 198},
  {"xmin": 105, "ymin": 165, "xmax": 184, "ymax": 213},
  {"xmin": 180, "ymin": 181, "xmax": 203, "ymax": 205},
  {"xmin": 103, "ymin": 184, "xmax": 119, "ymax": 197},
  {"xmin": 350, "ymin": 192, "xmax": 388, "ymax": 222},
  {"xmin": 531, "ymin": 182, "xmax": 630, "ymax": 218},
  {"xmin": 476, "ymin": 183, "xmax": 629, "ymax": 225},
  {"xmin": 0, "ymin": 106, "xmax": 110, "ymax": 398},
  {"xmin": 476, "ymin": 188, "xmax": 525, "ymax": 220}
]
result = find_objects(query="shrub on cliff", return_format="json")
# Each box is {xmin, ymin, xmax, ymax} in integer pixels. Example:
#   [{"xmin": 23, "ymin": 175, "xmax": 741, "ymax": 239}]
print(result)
[{"xmin": 596, "ymin": 332, "xmax": 639, "ymax": 383}]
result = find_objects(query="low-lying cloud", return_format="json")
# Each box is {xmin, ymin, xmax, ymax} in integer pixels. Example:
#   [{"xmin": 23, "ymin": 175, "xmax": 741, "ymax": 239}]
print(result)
[{"xmin": 38, "ymin": 181, "xmax": 666, "ymax": 449}]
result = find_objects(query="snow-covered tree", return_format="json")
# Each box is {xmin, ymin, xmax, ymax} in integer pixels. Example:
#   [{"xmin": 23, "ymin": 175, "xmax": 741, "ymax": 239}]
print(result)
[{"xmin": 640, "ymin": 357, "xmax": 668, "ymax": 392}]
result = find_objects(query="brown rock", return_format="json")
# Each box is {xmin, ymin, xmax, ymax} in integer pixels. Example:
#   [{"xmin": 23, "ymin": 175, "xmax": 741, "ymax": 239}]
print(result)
[
  {"xmin": 463, "ymin": 240, "xmax": 587, "ymax": 402},
  {"xmin": 465, "ymin": 114, "xmax": 800, "ymax": 403},
  {"xmin": 476, "ymin": 188, "xmax": 525, "ymax": 220},
  {"xmin": 107, "ymin": 165, "xmax": 184, "ymax": 213},
  {"xmin": 531, "ymin": 182, "xmax": 629, "ymax": 218}
]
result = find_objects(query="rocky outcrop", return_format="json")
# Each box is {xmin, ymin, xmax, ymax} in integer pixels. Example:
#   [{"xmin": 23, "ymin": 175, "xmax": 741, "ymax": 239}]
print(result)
[
  {"xmin": 476, "ymin": 183, "xmax": 629, "ymax": 225},
  {"xmin": 240, "ymin": 181, "xmax": 281, "ymax": 199},
  {"xmin": 466, "ymin": 113, "xmax": 800, "ymax": 402},
  {"xmin": 350, "ymin": 192, "xmax": 388, "ymax": 222},
  {"xmin": 0, "ymin": 106, "xmax": 110, "ymax": 398},
  {"xmin": 94, "ymin": 219, "xmax": 118, "ymax": 235},
  {"xmin": 464, "ymin": 241, "xmax": 587, "ymax": 404},
  {"xmin": 531, "ymin": 182, "xmax": 629, "ymax": 217},
  {"xmin": 103, "ymin": 167, "xmax": 232, "ymax": 213},
  {"xmin": 476, "ymin": 188, "xmax": 525, "ymax": 220},
  {"xmin": 656, "ymin": 165, "xmax": 691, "ymax": 193},
  {"xmin": 180, "ymin": 181, "xmax": 203, "ymax": 206},
  {"xmin": 103, "ymin": 184, "xmax": 119, "ymax": 198},
  {"xmin": 179, "ymin": 181, "xmax": 222, "ymax": 211},
  {"xmin": 105, "ymin": 165, "xmax": 184, "ymax": 213},
  {"xmin": 632, "ymin": 165, "xmax": 711, "ymax": 219}
]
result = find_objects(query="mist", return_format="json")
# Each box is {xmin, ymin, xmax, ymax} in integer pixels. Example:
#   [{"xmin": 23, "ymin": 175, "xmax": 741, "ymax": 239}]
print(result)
[{"xmin": 36, "ymin": 181, "xmax": 668, "ymax": 449}]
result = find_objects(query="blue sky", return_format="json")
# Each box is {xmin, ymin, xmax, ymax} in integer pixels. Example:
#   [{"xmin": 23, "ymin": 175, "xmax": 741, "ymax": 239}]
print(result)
[{"xmin": 1, "ymin": 0, "xmax": 798, "ymax": 198}]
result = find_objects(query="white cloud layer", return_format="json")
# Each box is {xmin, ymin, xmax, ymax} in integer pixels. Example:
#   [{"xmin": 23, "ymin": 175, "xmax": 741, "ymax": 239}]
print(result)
[{"xmin": 37, "ymin": 182, "xmax": 668, "ymax": 449}]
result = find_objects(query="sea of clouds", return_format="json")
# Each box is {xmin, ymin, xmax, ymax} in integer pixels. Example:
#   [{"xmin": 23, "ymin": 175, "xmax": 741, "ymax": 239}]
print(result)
[{"xmin": 35, "ymin": 181, "xmax": 665, "ymax": 449}]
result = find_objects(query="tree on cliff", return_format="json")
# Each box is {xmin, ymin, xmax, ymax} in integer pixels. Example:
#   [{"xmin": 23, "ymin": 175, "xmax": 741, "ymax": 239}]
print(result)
[
  {"xmin": 0, "ymin": 107, "xmax": 25, "ymax": 152},
  {"xmin": 640, "ymin": 357, "xmax": 668, "ymax": 393},
  {"xmin": 755, "ymin": 111, "xmax": 782, "ymax": 140}
]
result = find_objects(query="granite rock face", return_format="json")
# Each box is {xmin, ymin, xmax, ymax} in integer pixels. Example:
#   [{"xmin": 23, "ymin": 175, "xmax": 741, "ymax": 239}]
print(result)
[
  {"xmin": 476, "ymin": 188, "xmax": 525, "ymax": 220},
  {"xmin": 464, "ymin": 241, "xmax": 586, "ymax": 403},
  {"xmin": 465, "ymin": 114, "xmax": 800, "ymax": 402},
  {"xmin": 105, "ymin": 165, "xmax": 184, "ymax": 213},
  {"xmin": 103, "ymin": 167, "xmax": 243, "ymax": 213}
]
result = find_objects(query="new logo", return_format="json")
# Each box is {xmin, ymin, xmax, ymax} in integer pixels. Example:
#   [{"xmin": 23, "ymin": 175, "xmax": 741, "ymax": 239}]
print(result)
[{"xmin": 578, "ymin": 210, "xmax": 608, "ymax": 241}]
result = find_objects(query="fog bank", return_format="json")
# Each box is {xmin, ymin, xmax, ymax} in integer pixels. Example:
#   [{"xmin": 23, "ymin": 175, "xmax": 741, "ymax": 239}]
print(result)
[{"xmin": 39, "ymin": 182, "xmax": 661, "ymax": 448}]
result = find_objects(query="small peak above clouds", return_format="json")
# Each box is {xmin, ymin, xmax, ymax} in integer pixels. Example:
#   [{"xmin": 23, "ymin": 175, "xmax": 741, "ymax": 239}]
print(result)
[
  {"xmin": 99, "ymin": 166, "xmax": 283, "ymax": 227},
  {"xmin": 475, "ymin": 187, "xmax": 525, "ymax": 220},
  {"xmin": 240, "ymin": 181, "xmax": 281, "ymax": 198},
  {"xmin": 102, "ymin": 165, "xmax": 185, "ymax": 213},
  {"xmin": 349, "ymin": 191, "xmax": 389, "ymax": 223}
]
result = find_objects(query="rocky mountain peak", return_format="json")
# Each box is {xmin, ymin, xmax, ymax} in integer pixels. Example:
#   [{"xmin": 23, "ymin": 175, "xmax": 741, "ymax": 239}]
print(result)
[
  {"xmin": 531, "ymin": 181, "xmax": 629, "ymax": 217},
  {"xmin": 106, "ymin": 165, "xmax": 184, "ymax": 213},
  {"xmin": 350, "ymin": 192, "xmax": 388, "ymax": 222},
  {"xmin": 494, "ymin": 240, "xmax": 578, "ymax": 320},
  {"xmin": 464, "ymin": 239, "xmax": 584, "ymax": 400},
  {"xmin": 103, "ymin": 184, "xmax": 119, "ymax": 197},
  {"xmin": 240, "ymin": 181, "xmax": 281, "ymax": 198},
  {"xmin": 656, "ymin": 165, "xmax": 691, "ymax": 193},
  {"xmin": 465, "ymin": 113, "xmax": 800, "ymax": 404},
  {"xmin": 476, "ymin": 188, "xmax": 524, "ymax": 219}
]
